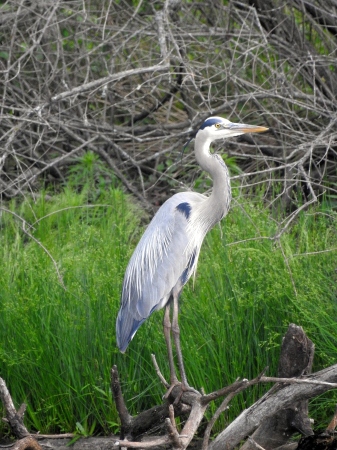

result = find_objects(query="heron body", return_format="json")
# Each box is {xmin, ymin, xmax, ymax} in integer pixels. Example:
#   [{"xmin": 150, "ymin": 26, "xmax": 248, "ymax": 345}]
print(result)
[{"xmin": 116, "ymin": 116, "xmax": 268, "ymax": 387}]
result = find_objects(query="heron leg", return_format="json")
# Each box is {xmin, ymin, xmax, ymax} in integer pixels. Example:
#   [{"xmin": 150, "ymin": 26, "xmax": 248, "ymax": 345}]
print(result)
[
  {"xmin": 163, "ymin": 303, "xmax": 178, "ymax": 385},
  {"xmin": 171, "ymin": 291, "xmax": 190, "ymax": 388}
]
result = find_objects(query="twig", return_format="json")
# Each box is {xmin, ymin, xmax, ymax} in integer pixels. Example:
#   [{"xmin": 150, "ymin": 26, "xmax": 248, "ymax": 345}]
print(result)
[
  {"xmin": 50, "ymin": 63, "xmax": 170, "ymax": 105},
  {"xmin": 201, "ymin": 368, "xmax": 268, "ymax": 406},
  {"xmin": 58, "ymin": 123, "xmax": 154, "ymax": 212},
  {"xmin": 111, "ymin": 437, "xmax": 169, "ymax": 448},
  {"xmin": 151, "ymin": 354, "xmax": 170, "ymax": 389},
  {"xmin": 202, "ymin": 391, "xmax": 236, "ymax": 450},
  {"xmin": 166, "ymin": 405, "xmax": 182, "ymax": 449},
  {"xmin": 155, "ymin": 10, "xmax": 169, "ymax": 62},
  {"xmin": 259, "ymin": 376, "xmax": 337, "ymax": 388},
  {"xmin": 4, "ymin": 1, "xmax": 60, "ymax": 75},
  {"xmin": 34, "ymin": 433, "xmax": 74, "ymax": 439}
]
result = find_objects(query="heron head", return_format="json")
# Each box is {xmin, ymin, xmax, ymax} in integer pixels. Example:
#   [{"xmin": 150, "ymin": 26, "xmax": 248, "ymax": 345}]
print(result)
[
  {"xmin": 197, "ymin": 116, "xmax": 269, "ymax": 140},
  {"xmin": 183, "ymin": 116, "xmax": 268, "ymax": 151}
]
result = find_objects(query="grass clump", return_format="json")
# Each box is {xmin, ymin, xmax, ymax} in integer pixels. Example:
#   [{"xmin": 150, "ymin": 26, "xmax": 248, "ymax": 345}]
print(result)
[
  {"xmin": 0, "ymin": 187, "xmax": 141, "ymax": 434},
  {"xmin": 0, "ymin": 185, "xmax": 336, "ymax": 435}
]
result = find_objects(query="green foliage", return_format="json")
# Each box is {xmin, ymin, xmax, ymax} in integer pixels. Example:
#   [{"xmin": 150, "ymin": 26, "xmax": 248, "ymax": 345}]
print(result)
[
  {"xmin": 174, "ymin": 198, "xmax": 337, "ymax": 429},
  {"xmin": 67, "ymin": 151, "xmax": 118, "ymax": 201},
  {"xmin": 0, "ymin": 187, "xmax": 336, "ymax": 436},
  {"xmin": 0, "ymin": 186, "xmax": 142, "ymax": 434}
]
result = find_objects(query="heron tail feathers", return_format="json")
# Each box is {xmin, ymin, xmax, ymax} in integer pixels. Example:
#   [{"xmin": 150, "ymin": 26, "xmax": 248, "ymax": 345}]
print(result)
[{"xmin": 116, "ymin": 309, "xmax": 145, "ymax": 352}]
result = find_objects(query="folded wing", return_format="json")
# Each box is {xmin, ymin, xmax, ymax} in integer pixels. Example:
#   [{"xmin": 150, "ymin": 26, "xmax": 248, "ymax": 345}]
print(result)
[{"xmin": 116, "ymin": 192, "xmax": 203, "ymax": 352}]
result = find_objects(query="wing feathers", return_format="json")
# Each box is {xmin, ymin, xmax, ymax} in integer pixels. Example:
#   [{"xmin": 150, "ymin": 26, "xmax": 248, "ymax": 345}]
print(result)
[{"xmin": 116, "ymin": 192, "xmax": 204, "ymax": 351}]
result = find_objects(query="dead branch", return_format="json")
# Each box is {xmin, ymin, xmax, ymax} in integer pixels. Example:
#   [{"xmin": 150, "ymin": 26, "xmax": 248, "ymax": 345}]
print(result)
[
  {"xmin": 111, "ymin": 325, "xmax": 337, "ymax": 450},
  {"xmin": 111, "ymin": 366, "xmax": 132, "ymax": 438},
  {"xmin": 34, "ymin": 433, "xmax": 74, "ymax": 439},
  {"xmin": 9, "ymin": 436, "xmax": 42, "ymax": 450},
  {"xmin": 166, "ymin": 405, "xmax": 183, "ymax": 449},
  {"xmin": 2, "ymin": 325, "xmax": 337, "ymax": 450},
  {"xmin": 0, "ymin": 378, "xmax": 30, "ymax": 439},
  {"xmin": 0, "ymin": 379, "xmax": 42, "ymax": 450},
  {"xmin": 209, "ymin": 364, "xmax": 337, "ymax": 450},
  {"xmin": 111, "ymin": 366, "xmax": 190, "ymax": 441},
  {"xmin": 202, "ymin": 390, "xmax": 237, "ymax": 450},
  {"xmin": 240, "ymin": 324, "xmax": 314, "ymax": 450},
  {"xmin": 0, "ymin": 378, "xmax": 74, "ymax": 448},
  {"xmin": 201, "ymin": 369, "xmax": 268, "ymax": 406},
  {"xmin": 1, "ymin": 0, "xmax": 336, "ymax": 222},
  {"xmin": 151, "ymin": 354, "xmax": 170, "ymax": 389}
]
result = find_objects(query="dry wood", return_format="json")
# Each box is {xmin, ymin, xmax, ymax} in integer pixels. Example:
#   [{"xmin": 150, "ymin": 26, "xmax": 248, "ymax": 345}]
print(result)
[
  {"xmin": 210, "ymin": 364, "xmax": 337, "ymax": 450},
  {"xmin": 2, "ymin": 325, "xmax": 337, "ymax": 449},
  {"xmin": 110, "ymin": 325, "xmax": 337, "ymax": 450},
  {"xmin": 10, "ymin": 437, "xmax": 42, "ymax": 450},
  {"xmin": 1, "ymin": 0, "xmax": 336, "ymax": 232},
  {"xmin": 0, "ymin": 379, "xmax": 42, "ymax": 450},
  {"xmin": 0, "ymin": 378, "xmax": 29, "ymax": 439},
  {"xmin": 240, "ymin": 324, "xmax": 314, "ymax": 450}
]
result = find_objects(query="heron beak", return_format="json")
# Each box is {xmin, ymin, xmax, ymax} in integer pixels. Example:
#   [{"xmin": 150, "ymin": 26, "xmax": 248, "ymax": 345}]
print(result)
[{"xmin": 230, "ymin": 123, "xmax": 269, "ymax": 133}]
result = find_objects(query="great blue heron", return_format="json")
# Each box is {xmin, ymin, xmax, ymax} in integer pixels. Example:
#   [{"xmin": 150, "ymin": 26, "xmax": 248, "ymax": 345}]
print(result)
[{"xmin": 116, "ymin": 116, "xmax": 268, "ymax": 390}]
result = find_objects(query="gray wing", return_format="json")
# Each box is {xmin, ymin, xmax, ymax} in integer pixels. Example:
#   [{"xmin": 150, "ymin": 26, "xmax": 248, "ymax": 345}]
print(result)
[{"xmin": 116, "ymin": 192, "xmax": 204, "ymax": 352}]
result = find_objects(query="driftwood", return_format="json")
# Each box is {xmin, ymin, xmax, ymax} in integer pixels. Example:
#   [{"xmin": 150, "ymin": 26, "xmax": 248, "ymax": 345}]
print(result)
[
  {"xmin": 0, "ymin": 378, "xmax": 42, "ymax": 450},
  {"xmin": 0, "ymin": 378, "xmax": 30, "ymax": 440},
  {"xmin": 112, "ymin": 324, "xmax": 337, "ymax": 450},
  {"xmin": 1, "ymin": 324, "xmax": 337, "ymax": 450},
  {"xmin": 240, "ymin": 324, "xmax": 315, "ymax": 450}
]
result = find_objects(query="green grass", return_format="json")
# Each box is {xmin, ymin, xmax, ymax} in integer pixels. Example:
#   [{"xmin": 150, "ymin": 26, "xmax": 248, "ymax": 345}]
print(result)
[
  {"xmin": 0, "ymin": 187, "xmax": 140, "ymax": 434},
  {"xmin": 0, "ymin": 186, "xmax": 337, "ymax": 436}
]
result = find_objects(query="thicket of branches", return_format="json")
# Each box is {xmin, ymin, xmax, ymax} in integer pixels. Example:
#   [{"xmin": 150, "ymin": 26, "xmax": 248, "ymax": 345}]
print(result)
[
  {"xmin": 1, "ymin": 2, "xmax": 337, "ymax": 449},
  {"xmin": 1, "ymin": 0, "xmax": 337, "ymax": 225}
]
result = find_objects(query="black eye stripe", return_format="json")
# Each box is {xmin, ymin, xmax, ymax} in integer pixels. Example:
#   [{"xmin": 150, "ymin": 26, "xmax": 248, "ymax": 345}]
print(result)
[{"xmin": 199, "ymin": 118, "xmax": 222, "ymax": 130}]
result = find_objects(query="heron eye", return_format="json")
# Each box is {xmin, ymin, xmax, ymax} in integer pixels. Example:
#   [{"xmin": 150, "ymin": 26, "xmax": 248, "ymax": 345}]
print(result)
[{"xmin": 215, "ymin": 123, "xmax": 221, "ymax": 129}]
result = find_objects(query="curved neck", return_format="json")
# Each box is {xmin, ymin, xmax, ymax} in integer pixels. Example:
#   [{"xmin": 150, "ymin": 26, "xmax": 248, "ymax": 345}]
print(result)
[{"xmin": 194, "ymin": 134, "xmax": 231, "ymax": 226}]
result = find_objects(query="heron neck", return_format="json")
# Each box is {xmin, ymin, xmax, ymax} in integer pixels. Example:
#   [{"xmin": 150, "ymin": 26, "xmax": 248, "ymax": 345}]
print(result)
[{"xmin": 194, "ymin": 135, "xmax": 231, "ymax": 226}]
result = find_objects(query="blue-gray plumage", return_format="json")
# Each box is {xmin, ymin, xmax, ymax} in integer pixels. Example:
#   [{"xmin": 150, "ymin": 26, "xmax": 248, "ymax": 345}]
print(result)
[{"xmin": 116, "ymin": 116, "xmax": 268, "ymax": 388}]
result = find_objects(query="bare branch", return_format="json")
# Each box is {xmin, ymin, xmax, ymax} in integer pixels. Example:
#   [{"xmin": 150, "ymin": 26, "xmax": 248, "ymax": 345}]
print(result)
[
  {"xmin": 151, "ymin": 354, "xmax": 170, "ymax": 389},
  {"xmin": 50, "ymin": 63, "xmax": 170, "ymax": 106},
  {"xmin": 0, "ymin": 378, "xmax": 30, "ymax": 439},
  {"xmin": 111, "ymin": 366, "xmax": 132, "ymax": 437},
  {"xmin": 209, "ymin": 364, "xmax": 337, "ymax": 450}
]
